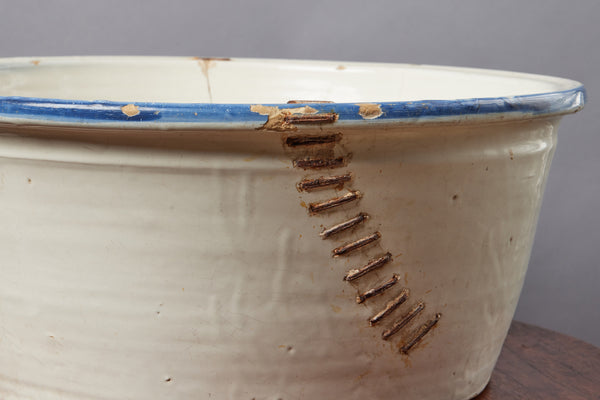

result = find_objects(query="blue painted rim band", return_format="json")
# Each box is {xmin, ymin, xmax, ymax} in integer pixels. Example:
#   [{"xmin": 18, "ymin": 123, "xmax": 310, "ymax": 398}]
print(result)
[{"xmin": 0, "ymin": 85, "xmax": 585, "ymax": 128}]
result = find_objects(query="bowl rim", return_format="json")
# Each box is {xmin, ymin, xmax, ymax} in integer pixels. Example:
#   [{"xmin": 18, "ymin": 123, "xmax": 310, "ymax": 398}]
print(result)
[{"xmin": 0, "ymin": 56, "xmax": 586, "ymax": 129}]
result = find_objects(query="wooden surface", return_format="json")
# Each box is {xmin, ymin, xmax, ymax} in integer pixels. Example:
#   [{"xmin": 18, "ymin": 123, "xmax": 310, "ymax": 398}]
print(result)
[{"xmin": 475, "ymin": 321, "xmax": 600, "ymax": 399}]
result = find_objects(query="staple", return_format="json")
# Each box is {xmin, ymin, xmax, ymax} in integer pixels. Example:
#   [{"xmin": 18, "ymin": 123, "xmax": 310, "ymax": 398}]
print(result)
[
  {"xmin": 286, "ymin": 133, "xmax": 341, "ymax": 147},
  {"xmin": 297, "ymin": 173, "xmax": 352, "ymax": 192},
  {"xmin": 382, "ymin": 302, "xmax": 425, "ymax": 340},
  {"xmin": 320, "ymin": 212, "xmax": 367, "ymax": 238},
  {"xmin": 293, "ymin": 157, "xmax": 346, "ymax": 170},
  {"xmin": 369, "ymin": 288, "xmax": 410, "ymax": 326},
  {"xmin": 308, "ymin": 191, "xmax": 361, "ymax": 214},
  {"xmin": 400, "ymin": 313, "xmax": 442, "ymax": 354},
  {"xmin": 356, "ymin": 274, "xmax": 399, "ymax": 304},
  {"xmin": 284, "ymin": 113, "xmax": 338, "ymax": 124},
  {"xmin": 287, "ymin": 100, "xmax": 334, "ymax": 104},
  {"xmin": 344, "ymin": 252, "xmax": 392, "ymax": 281},
  {"xmin": 332, "ymin": 232, "xmax": 381, "ymax": 257}
]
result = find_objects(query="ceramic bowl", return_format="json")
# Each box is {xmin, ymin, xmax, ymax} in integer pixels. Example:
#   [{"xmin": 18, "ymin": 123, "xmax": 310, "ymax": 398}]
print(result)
[{"xmin": 0, "ymin": 57, "xmax": 585, "ymax": 400}]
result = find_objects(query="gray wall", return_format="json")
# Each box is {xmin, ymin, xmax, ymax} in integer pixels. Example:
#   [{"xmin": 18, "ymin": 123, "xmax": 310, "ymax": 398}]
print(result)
[{"xmin": 1, "ymin": 0, "xmax": 598, "ymax": 346}]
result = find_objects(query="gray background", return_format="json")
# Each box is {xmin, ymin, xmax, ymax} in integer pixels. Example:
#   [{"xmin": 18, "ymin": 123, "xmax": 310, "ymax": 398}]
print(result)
[{"xmin": 1, "ymin": 0, "xmax": 598, "ymax": 346}]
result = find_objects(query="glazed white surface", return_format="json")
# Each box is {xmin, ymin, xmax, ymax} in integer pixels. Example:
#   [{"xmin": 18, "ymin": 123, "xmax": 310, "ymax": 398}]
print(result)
[
  {"xmin": 0, "ymin": 56, "xmax": 582, "ymax": 103},
  {"xmin": 0, "ymin": 117, "xmax": 557, "ymax": 399}
]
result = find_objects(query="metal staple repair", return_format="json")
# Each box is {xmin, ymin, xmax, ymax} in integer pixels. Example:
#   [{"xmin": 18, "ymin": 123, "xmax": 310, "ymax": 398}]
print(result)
[
  {"xmin": 293, "ymin": 157, "xmax": 346, "ymax": 170},
  {"xmin": 356, "ymin": 275, "xmax": 399, "ymax": 304},
  {"xmin": 332, "ymin": 232, "xmax": 381, "ymax": 257},
  {"xmin": 287, "ymin": 125, "xmax": 442, "ymax": 353},
  {"xmin": 320, "ymin": 213, "xmax": 367, "ymax": 238},
  {"xmin": 287, "ymin": 100, "xmax": 334, "ymax": 104},
  {"xmin": 344, "ymin": 253, "xmax": 392, "ymax": 281},
  {"xmin": 284, "ymin": 113, "xmax": 338, "ymax": 124},
  {"xmin": 308, "ymin": 191, "xmax": 361, "ymax": 214},
  {"xmin": 400, "ymin": 313, "xmax": 442, "ymax": 354},
  {"xmin": 369, "ymin": 288, "xmax": 410, "ymax": 326},
  {"xmin": 297, "ymin": 173, "xmax": 352, "ymax": 192},
  {"xmin": 381, "ymin": 302, "xmax": 425, "ymax": 340},
  {"xmin": 285, "ymin": 133, "xmax": 341, "ymax": 147}
]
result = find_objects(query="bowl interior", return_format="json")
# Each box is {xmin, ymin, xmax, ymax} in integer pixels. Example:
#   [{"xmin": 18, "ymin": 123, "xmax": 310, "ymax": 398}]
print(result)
[{"xmin": 0, "ymin": 57, "xmax": 582, "ymax": 104}]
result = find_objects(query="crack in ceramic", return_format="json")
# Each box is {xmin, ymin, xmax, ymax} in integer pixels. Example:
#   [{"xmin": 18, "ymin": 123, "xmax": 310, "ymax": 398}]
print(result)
[{"xmin": 288, "ymin": 132, "xmax": 441, "ymax": 354}]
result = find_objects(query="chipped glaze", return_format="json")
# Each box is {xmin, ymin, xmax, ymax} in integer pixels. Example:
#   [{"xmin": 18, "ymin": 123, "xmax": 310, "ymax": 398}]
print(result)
[{"xmin": 0, "ymin": 57, "xmax": 585, "ymax": 400}]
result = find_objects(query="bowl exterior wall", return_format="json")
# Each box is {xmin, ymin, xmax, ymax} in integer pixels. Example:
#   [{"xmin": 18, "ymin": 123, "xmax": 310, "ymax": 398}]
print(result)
[{"xmin": 0, "ymin": 118, "xmax": 558, "ymax": 400}]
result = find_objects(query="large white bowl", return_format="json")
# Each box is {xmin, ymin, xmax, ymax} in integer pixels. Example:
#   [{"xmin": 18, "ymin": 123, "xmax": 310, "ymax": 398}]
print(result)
[{"xmin": 0, "ymin": 57, "xmax": 585, "ymax": 400}]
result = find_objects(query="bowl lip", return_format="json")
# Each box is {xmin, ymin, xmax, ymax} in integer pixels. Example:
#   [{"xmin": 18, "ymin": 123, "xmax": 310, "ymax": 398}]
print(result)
[{"xmin": 0, "ymin": 56, "xmax": 586, "ymax": 129}]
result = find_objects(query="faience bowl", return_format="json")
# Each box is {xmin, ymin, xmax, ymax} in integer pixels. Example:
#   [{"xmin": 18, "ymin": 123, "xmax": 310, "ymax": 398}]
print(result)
[{"xmin": 0, "ymin": 57, "xmax": 585, "ymax": 400}]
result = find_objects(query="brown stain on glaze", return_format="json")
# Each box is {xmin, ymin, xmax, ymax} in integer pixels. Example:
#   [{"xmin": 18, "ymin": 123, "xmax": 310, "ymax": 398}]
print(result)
[
  {"xmin": 193, "ymin": 57, "xmax": 230, "ymax": 102},
  {"xmin": 354, "ymin": 370, "xmax": 371, "ymax": 382},
  {"xmin": 30, "ymin": 60, "xmax": 41, "ymax": 66},
  {"xmin": 192, "ymin": 57, "xmax": 231, "ymax": 62}
]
